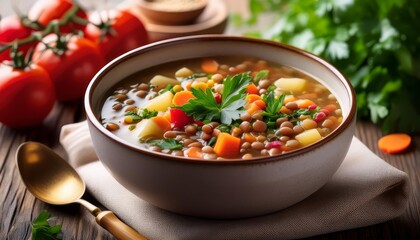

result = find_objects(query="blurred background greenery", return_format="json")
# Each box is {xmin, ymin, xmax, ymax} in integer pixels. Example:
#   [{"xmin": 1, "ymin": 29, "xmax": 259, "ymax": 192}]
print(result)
[{"xmin": 233, "ymin": 0, "xmax": 420, "ymax": 133}]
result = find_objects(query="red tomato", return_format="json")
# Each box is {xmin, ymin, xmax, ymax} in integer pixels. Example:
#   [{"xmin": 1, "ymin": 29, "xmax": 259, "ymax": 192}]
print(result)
[
  {"xmin": 0, "ymin": 15, "xmax": 35, "ymax": 61},
  {"xmin": 0, "ymin": 64, "xmax": 55, "ymax": 128},
  {"xmin": 84, "ymin": 10, "xmax": 148, "ymax": 62},
  {"xmin": 170, "ymin": 108, "xmax": 193, "ymax": 129},
  {"xmin": 33, "ymin": 34, "xmax": 105, "ymax": 101},
  {"xmin": 28, "ymin": 0, "xmax": 88, "ymax": 33}
]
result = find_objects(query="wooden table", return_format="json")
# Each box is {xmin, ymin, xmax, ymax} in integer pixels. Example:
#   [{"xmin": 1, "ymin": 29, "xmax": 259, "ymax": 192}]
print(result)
[{"xmin": 1, "ymin": 101, "xmax": 419, "ymax": 239}]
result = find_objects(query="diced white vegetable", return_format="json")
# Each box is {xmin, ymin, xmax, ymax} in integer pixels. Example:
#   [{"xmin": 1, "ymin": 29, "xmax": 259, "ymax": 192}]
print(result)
[
  {"xmin": 135, "ymin": 119, "xmax": 163, "ymax": 139},
  {"xmin": 274, "ymin": 78, "xmax": 307, "ymax": 92},
  {"xmin": 143, "ymin": 91, "xmax": 174, "ymax": 112},
  {"xmin": 175, "ymin": 67, "xmax": 193, "ymax": 78},
  {"xmin": 150, "ymin": 75, "xmax": 179, "ymax": 90},
  {"xmin": 295, "ymin": 129, "xmax": 322, "ymax": 146}
]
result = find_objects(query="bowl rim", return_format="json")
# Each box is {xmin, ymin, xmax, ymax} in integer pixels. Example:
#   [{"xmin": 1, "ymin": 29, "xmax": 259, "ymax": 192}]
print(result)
[{"xmin": 85, "ymin": 35, "xmax": 357, "ymax": 165}]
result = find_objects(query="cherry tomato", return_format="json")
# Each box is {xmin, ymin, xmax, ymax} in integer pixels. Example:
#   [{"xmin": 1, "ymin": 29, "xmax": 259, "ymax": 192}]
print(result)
[
  {"xmin": 84, "ymin": 10, "xmax": 148, "ymax": 62},
  {"xmin": 0, "ymin": 15, "xmax": 35, "ymax": 61},
  {"xmin": 28, "ymin": 0, "xmax": 88, "ymax": 33},
  {"xmin": 33, "ymin": 34, "xmax": 105, "ymax": 101},
  {"xmin": 0, "ymin": 64, "xmax": 55, "ymax": 128}
]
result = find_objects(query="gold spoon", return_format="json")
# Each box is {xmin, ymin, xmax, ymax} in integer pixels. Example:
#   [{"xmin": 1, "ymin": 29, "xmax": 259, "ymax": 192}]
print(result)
[{"xmin": 16, "ymin": 141, "xmax": 147, "ymax": 240}]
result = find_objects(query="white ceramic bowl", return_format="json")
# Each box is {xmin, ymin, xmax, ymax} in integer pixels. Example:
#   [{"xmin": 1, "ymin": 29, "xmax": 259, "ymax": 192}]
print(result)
[{"xmin": 85, "ymin": 35, "xmax": 356, "ymax": 219}]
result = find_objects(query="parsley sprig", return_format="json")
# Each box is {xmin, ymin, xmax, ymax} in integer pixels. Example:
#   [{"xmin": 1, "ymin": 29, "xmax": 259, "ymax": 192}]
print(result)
[
  {"xmin": 176, "ymin": 73, "xmax": 252, "ymax": 124},
  {"xmin": 262, "ymin": 92, "xmax": 286, "ymax": 121},
  {"xmin": 149, "ymin": 139, "xmax": 183, "ymax": 150},
  {"xmin": 31, "ymin": 210, "xmax": 63, "ymax": 240}
]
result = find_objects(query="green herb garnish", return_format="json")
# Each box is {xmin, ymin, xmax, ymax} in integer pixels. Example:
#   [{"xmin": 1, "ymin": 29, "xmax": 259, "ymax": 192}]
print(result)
[
  {"xmin": 290, "ymin": 108, "xmax": 313, "ymax": 119},
  {"xmin": 149, "ymin": 139, "xmax": 183, "ymax": 150},
  {"xmin": 158, "ymin": 84, "xmax": 173, "ymax": 95},
  {"xmin": 262, "ymin": 92, "xmax": 286, "ymax": 121},
  {"xmin": 253, "ymin": 69, "xmax": 269, "ymax": 83},
  {"xmin": 31, "ymin": 210, "xmax": 63, "ymax": 240},
  {"xmin": 176, "ymin": 73, "xmax": 252, "ymax": 124},
  {"xmin": 138, "ymin": 108, "xmax": 158, "ymax": 119},
  {"xmin": 124, "ymin": 111, "xmax": 142, "ymax": 122},
  {"xmin": 216, "ymin": 124, "xmax": 232, "ymax": 133}
]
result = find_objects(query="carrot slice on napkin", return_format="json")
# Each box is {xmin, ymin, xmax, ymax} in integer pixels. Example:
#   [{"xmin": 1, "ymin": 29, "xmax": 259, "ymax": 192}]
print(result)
[{"xmin": 378, "ymin": 133, "xmax": 411, "ymax": 154}]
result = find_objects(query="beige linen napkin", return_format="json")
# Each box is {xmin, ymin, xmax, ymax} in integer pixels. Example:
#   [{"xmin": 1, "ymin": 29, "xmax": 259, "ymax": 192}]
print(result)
[{"xmin": 60, "ymin": 121, "xmax": 409, "ymax": 240}]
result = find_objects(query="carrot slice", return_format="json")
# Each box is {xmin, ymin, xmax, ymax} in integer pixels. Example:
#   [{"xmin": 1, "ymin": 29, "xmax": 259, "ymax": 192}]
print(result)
[
  {"xmin": 246, "ymin": 102, "xmax": 262, "ymax": 115},
  {"xmin": 253, "ymin": 99, "xmax": 266, "ymax": 110},
  {"xmin": 246, "ymin": 83, "xmax": 259, "ymax": 94},
  {"xmin": 296, "ymin": 99, "xmax": 315, "ymax": 109},
  {"xmin": 280, "ymin": 106, "xmax": 292, "ymax": 114},
  {"xmin": 201, "ymin": 59, "xmax": 219, "ymax": 74},
  {"xmin": 191, "ymin": 82, "xmax": 207, "ymax": 91},
  {"xmin": 243, "ymin": 133, "xmax": 256, "ymax": 143},
  {"xmin": 378, "ymin": 133, "xmax": 411, "ymax": 154},
  {"xmin": 151, "ymin": 116, "xmax": 171, "ymax": 132},
  {"xmin": 185, "ymin": 146, "xmax": 203, "ymax": 158},
  {"xmin": 245, "ymin": 94, "xmax": 262, "ymax": 103},
  {"xmin": 172, "ymin": 90, "xmax": 195, "ymax": 106}
]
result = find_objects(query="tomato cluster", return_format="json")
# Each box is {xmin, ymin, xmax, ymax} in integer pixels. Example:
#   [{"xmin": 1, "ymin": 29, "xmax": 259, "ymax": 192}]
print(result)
[{"xmin": 0, "ymin": 0, "xmax": 148, "ymax": 128}]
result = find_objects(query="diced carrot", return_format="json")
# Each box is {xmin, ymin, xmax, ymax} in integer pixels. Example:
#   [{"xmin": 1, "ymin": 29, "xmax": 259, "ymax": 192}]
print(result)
[
  {"xmin": 185, "ymin": 147, "xmax": 203, "ymax": 158},
  {"xmin": 191, "ymin": 82, "xmax": 208, "ymax": 91},
  {"xmin": 172, "ymin": 90, "xmax": 195, "ymax": 106},
  {"xmin": 296, "ymin": 99, "xmax": 315, "ymax": 109},
  {"xmin": 246, "ymin": 83, "xmax": 259, "ymax": 94},
  {"xmin": 280, "ymin": 106, "xmax": 292, "ymax": 114},
  {"xmin": 213, "ymin": 133, "xmax": 241, "ymax": 157},
  {"xmin": 378, "ymin": 133, "xmax": 411, "ymax": 154},
  {"xmin": 243, "ymin": 133, "xmax": 256, "ymax": 143},
  {"xmin": 201, "ymin": 59, "xmax": 219, "ymax": 74},
  {"xmin": 245, "ymin": 94, "xmax": 262, "ymax": 103},
  {"xmin": 151, "ymin": 116, "xmax": 171, "ymax": 132},
  {"xmin": 246, "ymin": 102, "xmax": 262, "ymax": 115},
  {"xmin": 253, "ymin": 99, "xmax": 266, "ymax": 110},
  {"xmin": 283, "ymin": 95, "xmax": 297, "ymax": 104}
]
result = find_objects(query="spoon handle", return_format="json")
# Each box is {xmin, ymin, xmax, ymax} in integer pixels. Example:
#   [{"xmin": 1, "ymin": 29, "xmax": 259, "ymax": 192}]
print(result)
[{"xmin": 96, "ymin": 211, "xmax": 148, "ymax": 240}]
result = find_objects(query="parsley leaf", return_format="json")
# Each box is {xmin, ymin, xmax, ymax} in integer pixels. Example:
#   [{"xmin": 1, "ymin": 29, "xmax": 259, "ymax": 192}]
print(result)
[
  {"xmin": 31, "ymin": 210, "xmax": 63, "ymax": 240},
  {"xmin": 138, "ymin": 108, "xmax": 158, "ymax": 119},
  {"xmin": 149, "ymin": 139, "xmax": 183, "ymax": 150},
  {"xmin": 253, "ymin": 69, "xmax": 269, "ymax": 83},
  {"xmin": 176, "ymin": 73, "xmax": 252, "ymax": 124},
  {"xmin": 262, "ymin": 92, "xmax": 286, "ymax": 121}
]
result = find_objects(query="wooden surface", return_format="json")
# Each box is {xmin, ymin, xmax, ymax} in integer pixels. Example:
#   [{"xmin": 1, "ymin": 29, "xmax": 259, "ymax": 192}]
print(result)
[{"xmin": 0, "ymin": 101, "xmax": 419, "ymax": 239}]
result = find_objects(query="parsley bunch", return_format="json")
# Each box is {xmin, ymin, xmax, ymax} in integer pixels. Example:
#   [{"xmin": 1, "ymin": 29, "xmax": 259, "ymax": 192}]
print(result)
[
  {"xmin": 176, "ymin": 72, "xmax": 252, "ymax": 124},
  {"xmin": 242, "ymin": 0, "xmax": 420, "ymax": 133},
  {"xmin": 31, "ymin": 210, "xmax": 63, "ymax": 240}
]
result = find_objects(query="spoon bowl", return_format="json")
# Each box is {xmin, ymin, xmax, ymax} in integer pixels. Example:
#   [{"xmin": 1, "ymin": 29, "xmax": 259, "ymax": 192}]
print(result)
[{"xmin": 16, "ymin": 141, "xmax": 147, "ymax": 240}]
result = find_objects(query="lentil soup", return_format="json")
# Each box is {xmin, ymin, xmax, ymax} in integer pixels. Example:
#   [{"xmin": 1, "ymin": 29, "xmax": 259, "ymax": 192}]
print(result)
[{"xmin": 101, "ymin": 57, "xmax": 342, "ymax": 159}]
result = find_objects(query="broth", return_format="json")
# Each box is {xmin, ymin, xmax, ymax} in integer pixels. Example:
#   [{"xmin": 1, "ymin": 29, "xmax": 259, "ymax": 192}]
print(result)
[{"xmin": 101, "ymin": 57, "xmax": 342, "ymax": 159}]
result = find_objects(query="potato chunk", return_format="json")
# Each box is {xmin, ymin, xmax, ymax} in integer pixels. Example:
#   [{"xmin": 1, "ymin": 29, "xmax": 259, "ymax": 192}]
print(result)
[
  {"xmin": 295, "ymin": 129, "xmax": 322, "ymax": 146},
  {"xmin": 274, "ymin": 78, "xmax": 307, "ymax": 92},
  {"xmin": 150, "ymin": 75, "xmax": 179, "ymax": 90},
  {"xmin": 135, "ymin": 119, "xmax": 162, "ymax": 139},
  {"xmin": 143, "ymin": 91, "xmax": 174, "ymax": 112}
]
